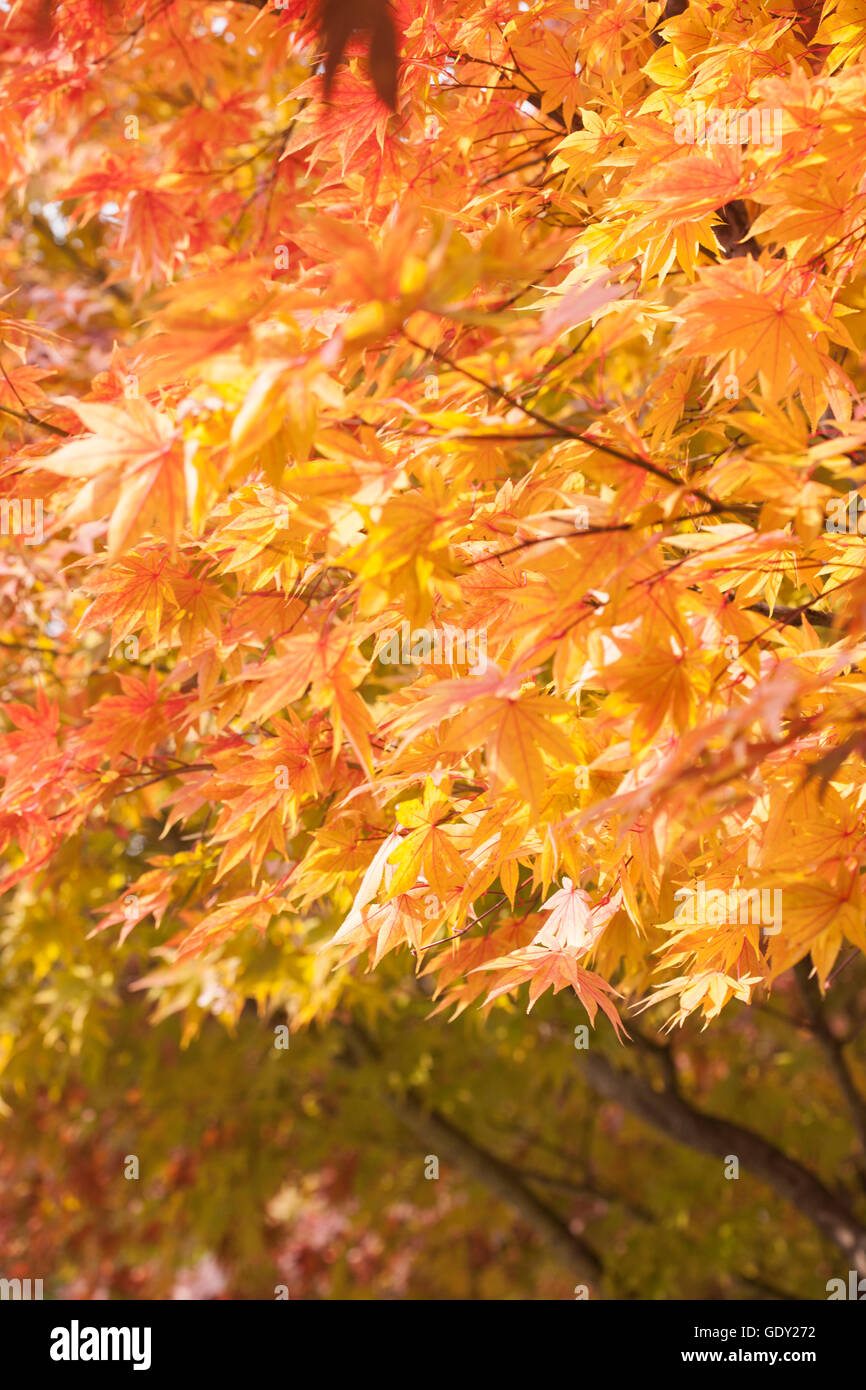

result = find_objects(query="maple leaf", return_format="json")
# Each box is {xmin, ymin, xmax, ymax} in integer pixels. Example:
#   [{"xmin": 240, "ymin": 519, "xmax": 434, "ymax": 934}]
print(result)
[
  {"xmin": 282, "ymin": 71, "xmax": 393, "ymax": 177},
  {"xmin": 765, "ymin": 868, "xmax": 866, "ymax": 986},
  {"xmin": 385, "ymin": 779, "xmax": 466, "ymax": 894},
  {"xmin": 207, "ymin": 715, "xmax": 321, "ymax": 883},
  {"xmin": 476, "ymin": 944, "xmax": 626, "ymax": 1035},
  {"xmin": 78, "ymin": 552, "xmax": 177, "ymax": 652},
  {"xmin": 533, "ymin": 879, "xmax": 623, "ymax": 954},
  {"xmin": 335, "ymin": 891, "xmax": 444, "ymax": 968},
  {"xmin": 423, "ymin": 917, "xmax": 539, "ymax": 1019},
  {"xmin": 117, "ymin": 185, "xmax": 192, "ymax": 287},
  {"xmin": 0, "ymin": 691, "xmax": 64, "ymax": 808},
  {"xmin": 517, "ymin": 32, "xmax": 582, "ymax": 131},
  {"xmin": 532, "ymin": 269, "xmax": 630, "ymax": 345},
  {"xmin": 632, "ymin": 143, "xmax": 748, "ymax": 224},
  {"xmin": 172, "ymin": 892, "xmax": 289, "ymax": 962},
  {"xmin": 748, "ymin": 170, "xmax": 866, "ymax": 259},
  {"xmin": 36, "ymin": 399, "xmax": 185, "ymax": 555},
  {"xmin": 91, "ymin": 872, "xmax": 174, "ymax": 946},
  {"xmin": 673, "ymin": 256, "xmax": 856, "ymax": 413},
  {"xmin": 74, "ymin": 668, "xmax": 189, "ymax": 761},
  {"xmin": 392, "ymin": 666, "xmax": 578, "ymax": 813},
  {"xmin": 329, "ymin": 828, "xmax": 403, "ymax": 950},
  {"xmin": 642, "ymin": 968, "xmax": 765, "ymax": 1030}
]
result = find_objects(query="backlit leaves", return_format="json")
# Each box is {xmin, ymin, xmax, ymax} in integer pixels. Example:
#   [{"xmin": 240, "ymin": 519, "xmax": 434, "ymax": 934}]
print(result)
[{"xmin": 5, "ymin": 0, "xmax": 866, "ymax": 1053}]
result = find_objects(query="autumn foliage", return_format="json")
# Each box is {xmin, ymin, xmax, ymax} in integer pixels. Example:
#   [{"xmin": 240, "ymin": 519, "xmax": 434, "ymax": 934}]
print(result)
[{"xmin": 3, "ymin": 0, "xmax": 866, "ymax": 1300}]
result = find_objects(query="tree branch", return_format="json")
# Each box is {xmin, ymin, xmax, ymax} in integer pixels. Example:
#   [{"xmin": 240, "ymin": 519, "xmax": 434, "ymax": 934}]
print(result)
[
  {"xmin": 402, "ymin": 331, "xmax": 709, "ymax": 499},
  {"xmin": 0, "ymin": 400, "xmax": 69, "ymax": 438},
  {"xmin": 32, "ymin": 212, "xmax": 132, "ymax": 307},
  {"xmin": 344, "ymin": 1023, "xmax": 604, "ymax": 1290},
  {"xmin": 746, "ymin": 601, "xmax": 834, "ymax": 628},
  {"xmin": 579, "ymin": 1050, "xmax": 866, "ymax": 1278},
  {"xmin": 794, "ymin": 959, "xmax": 866, "ymax": 1162},
  {"xmin": 502, "ymin": 1165, "xmax": 652, "ymax": 1221}
]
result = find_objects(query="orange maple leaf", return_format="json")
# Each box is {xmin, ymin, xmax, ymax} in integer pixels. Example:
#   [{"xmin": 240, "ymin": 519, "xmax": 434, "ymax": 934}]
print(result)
[
  {"xmin": 37, "ymin": 398, "xmax": 185, "ymax": 555},
  {"xmin": 477, "ymin": 944, "xmax": 626, "ymax": 1034}
]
